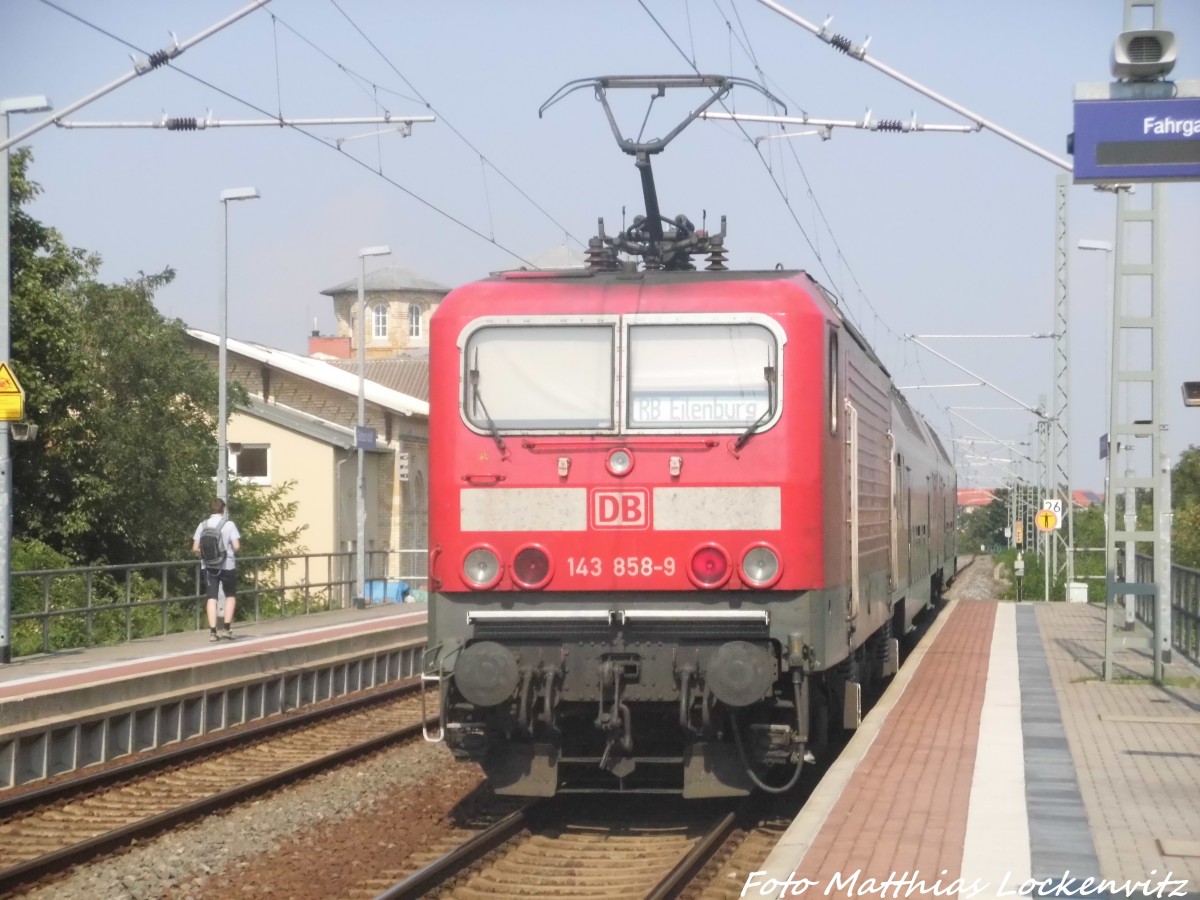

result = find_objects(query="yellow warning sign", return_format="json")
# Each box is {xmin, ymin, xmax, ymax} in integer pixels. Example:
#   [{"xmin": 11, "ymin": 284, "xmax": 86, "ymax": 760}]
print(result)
[
  {"xmin": 1036, "ymin": 509, "xmax": 1058, "ymax": 533},
  {"xmin": 0, "ymin": 362, "xmax": 25, "ymax": 422}
]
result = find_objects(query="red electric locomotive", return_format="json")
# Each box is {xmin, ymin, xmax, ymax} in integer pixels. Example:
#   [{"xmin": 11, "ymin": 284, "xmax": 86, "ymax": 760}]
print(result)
[{"xmin": 423, "ymin": 77, "xmax": 956, "ymax": 797}]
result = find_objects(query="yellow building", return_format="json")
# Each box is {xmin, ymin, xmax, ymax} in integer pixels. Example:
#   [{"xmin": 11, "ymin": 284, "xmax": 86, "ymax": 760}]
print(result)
[{"xmin": 186, "ymin": 330, "xmax": 428, "ymax": 585}]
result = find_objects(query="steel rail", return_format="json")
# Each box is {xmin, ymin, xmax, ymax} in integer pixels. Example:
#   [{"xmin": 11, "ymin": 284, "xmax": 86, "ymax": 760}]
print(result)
[
  {"xmin": 376, "ymin": 805, "xmax": 536, "ymax": 900},
  {"xmin": 0, "ymin": 678, "xmax": 421, "ymax": 818},
  {"xmin": 645, "ymin": 810, "xmax": 739, "ymax": 899},
  {"xmin": 0, "ymin": 685, "xmax": 429, "ymax": 895}
]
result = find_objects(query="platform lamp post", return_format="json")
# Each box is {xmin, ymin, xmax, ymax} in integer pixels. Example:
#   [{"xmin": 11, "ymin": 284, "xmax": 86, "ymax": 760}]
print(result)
[
  {"xmin": 216, "ymin": 187, "xmax": 260, "ymax": 506},
  {"xmin": 1079, "ymin": 238, "xmax": 1130, "ymax": 626},
  {"xmin": 355, "ymin": 245, "xmax": 391, "ymax": 608},
  {"xmin": 1, "ymin": 95, "xmax": 52, "ymax": 665}
]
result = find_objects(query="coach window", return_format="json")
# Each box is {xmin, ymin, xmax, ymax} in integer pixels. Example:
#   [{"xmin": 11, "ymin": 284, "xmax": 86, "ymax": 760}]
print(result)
[
  {"xmin": 828, "ymin": 328, "xmax": 839, "ymax": 434},
  {"xmin": 627, "ymin": 323, "xmax": 775, "ymax": 430},
  {"xmin": 464, "ymin": 324, "xmax": 615, "ymax": 430}
]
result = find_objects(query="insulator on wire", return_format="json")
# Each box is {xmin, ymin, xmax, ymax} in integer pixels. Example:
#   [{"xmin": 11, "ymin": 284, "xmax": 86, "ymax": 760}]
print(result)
[
  {"xmin": 829, "ymin": 34, "xmax": 853, "ymax": 54},
  {"xmin": 165, "ymin": 117, "xmax": 198, "ymax": 131},
  {"xmin": 147, "ymin": 49, "xmax": 170, "ymax": 69},
  {"xmin": 875, "ymin": 119, "xmax": 904, "ymax": 132}
]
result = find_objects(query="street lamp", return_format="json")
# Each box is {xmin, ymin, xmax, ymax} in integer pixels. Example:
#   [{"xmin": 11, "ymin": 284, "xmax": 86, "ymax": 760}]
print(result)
[
  {"xmin": 1079, "ymin": 238, "xmax": 1132, "ymax": 625},
  {"xmin": 1078, "ymin": 239, "xmax": 1114, "ymax": 445},
  {"xmin": 217, "ymin": 187, "xmax": 260, "ymax": 504},
  {"xmin": 1, "ymin": 95, "xmax": 52, "ymax": 665},
  {"xmin": 356, "ymin": 245, "xmax": 391, "ymax": 607}
]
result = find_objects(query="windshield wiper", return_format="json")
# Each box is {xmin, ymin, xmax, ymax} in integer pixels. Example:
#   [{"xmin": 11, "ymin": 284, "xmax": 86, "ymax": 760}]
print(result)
[
  {"xmin": 733, "ymin": 360, "xmax": 776, "ymax": 451},
  {"xmin": 470, "ymin": 355, "xmax": 509, "ymax": 460}
]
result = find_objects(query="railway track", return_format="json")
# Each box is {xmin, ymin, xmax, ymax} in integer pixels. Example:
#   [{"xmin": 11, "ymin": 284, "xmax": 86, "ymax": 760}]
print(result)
[
  {"xmin": 359, "ymin": 580, "xmax": 961, "ymax": 900},
  {"xmin": 0, "ymin": 680, "xmax": 434, "ymax": 895},
  {"xmin": 377, "ymin": 797, "xmax": 742, "ymax": 899}
]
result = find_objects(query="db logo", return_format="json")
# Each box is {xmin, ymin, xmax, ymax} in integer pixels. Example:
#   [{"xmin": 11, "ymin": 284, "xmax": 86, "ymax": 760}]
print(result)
[{"xmin": 591, "ymin": 489, "xmax": 649, "ymax": 529}]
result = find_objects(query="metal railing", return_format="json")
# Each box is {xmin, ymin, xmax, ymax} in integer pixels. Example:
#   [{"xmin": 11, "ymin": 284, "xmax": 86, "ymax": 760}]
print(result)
[
  {"xmin": 1133, "ymin": 554, "xmax": 1200, "ymax": 667},
  {"xmin": 10, "ymin": 549, "xmax": 429, "ymax": 658}
]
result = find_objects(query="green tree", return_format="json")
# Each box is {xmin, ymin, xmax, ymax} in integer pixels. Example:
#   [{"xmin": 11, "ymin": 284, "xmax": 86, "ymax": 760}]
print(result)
[
  {"xmin": 1173, "ymin": 446, "xmax": 1200, "ymax": 568},
  {"xmin": 9, "ymin": 150, "xmax": 300, "ymax": 566},
  {"xmin": 956, "ymin": 488, "xmax": 1010, "ymax": 554}
]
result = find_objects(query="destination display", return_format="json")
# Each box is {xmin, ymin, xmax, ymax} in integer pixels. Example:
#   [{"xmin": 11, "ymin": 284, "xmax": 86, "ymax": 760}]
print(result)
[{"xmin": 1073, "ymin": 97, "xmax": 1200, "ymax": 183}]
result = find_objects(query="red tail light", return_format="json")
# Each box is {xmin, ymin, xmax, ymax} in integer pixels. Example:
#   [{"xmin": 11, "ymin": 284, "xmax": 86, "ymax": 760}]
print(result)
[
  {"xmin": 688, "ymin": 544, "xmax": 731, "ymax": 588},
  {"xmin": 512, "ymin": 545, "xmax": 552, "ymax": 590}
]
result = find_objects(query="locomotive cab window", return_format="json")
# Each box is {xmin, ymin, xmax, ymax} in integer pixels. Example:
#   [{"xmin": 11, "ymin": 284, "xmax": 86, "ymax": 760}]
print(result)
[
  {"xmin": 626, "ymin": 323, "xmax": 776, "ymax": 430},
  {"xmin": 463, "ymin": 324, "xmax": 615, "ymax": 430}
]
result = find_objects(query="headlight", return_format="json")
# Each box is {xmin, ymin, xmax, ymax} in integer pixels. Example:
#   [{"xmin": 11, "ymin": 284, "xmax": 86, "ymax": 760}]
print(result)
[
  {"xmin": 606, "ymin": 447, "xmax": 634, "ymax": 477},
  {"xmin": 461, "ymin": 546, "xmax": 502, "ymax": 589},
  {"xmin": 740, "ymin": 545, "xmax": 782, "ymax": 588}
]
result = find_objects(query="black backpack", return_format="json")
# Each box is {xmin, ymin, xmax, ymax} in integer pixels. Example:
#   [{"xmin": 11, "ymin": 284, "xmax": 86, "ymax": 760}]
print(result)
[{"xmin": 199, "ymin": 516, "xmax": 229, "ymax": 572}]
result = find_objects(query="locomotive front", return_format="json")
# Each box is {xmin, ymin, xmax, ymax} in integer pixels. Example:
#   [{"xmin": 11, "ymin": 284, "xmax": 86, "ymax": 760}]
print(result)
[{"xmin": 425, "ymin": 269, "xmax": 841, "ymax": 797}]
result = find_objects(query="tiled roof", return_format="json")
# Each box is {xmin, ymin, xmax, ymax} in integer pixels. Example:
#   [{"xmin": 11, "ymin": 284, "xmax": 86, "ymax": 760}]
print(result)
[
  {"xmin": 957, "ymin": 488, "xmax": 998, "ymax": 507},
  {"xmin": 327, "ymin": 354, "xmax": 430, "ymax": 402},
  {"xmin": 320, "ymin": 266, "xmax": 450, "ymax": 296},
  {"xmin": 186, "ymin": 330, "xmax": 428, "ymax": 417}
]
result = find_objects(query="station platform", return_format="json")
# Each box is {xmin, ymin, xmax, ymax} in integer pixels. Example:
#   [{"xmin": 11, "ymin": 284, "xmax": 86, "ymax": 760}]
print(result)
[
  {"xmin": 0, "ymin": 603, "xmax": 427, "ymax": 790},
  {"xmin": 750, "ymin": 597, "xmax": 1200, "ymax": 899}
]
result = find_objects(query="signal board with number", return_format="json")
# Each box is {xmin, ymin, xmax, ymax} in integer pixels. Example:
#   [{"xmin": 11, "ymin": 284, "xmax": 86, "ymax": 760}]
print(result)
[{"xmin": 1041, "ymin": 498, "xmax": 1064, "ymax": 530}]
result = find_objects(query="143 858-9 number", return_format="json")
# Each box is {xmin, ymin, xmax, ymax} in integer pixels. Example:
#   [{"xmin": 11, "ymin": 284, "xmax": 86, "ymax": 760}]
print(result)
[{"xmin": 567, "ymin": 556, "xmax": 676, "ymax": 577}]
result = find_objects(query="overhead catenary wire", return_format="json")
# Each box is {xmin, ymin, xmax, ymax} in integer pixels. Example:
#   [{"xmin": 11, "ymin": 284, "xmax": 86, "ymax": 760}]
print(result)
[
  {"xmin": 643, "ymin": 0, "xmax": 964, "ymax": 440},
  {"xmin": 636, "ymin": 0, "xmax": 857, "ymax": 328},
  {"xmin": 326, "ymin": 0, "xmax": 584, "ymax": 249},
  {"xmin": 57, "ymin": 115, "xmax": 435, "ymax": 130},
  {"xmin": 752, "ymin": 0, "xmax": 1073, "ymax": 172},
  {"xmin": 700, "ymin": 110, "xmax": 981, "ymax": 136},
  {"xmin": 2, "ymin": 0, "xmax": 274, "ymax": 153},
  {"xmin": 32, "ymin": 1, "xmax": 538, "ymax": 268}
]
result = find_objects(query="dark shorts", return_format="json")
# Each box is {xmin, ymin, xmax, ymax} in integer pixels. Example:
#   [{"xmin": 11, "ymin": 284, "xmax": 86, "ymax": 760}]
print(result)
[{"xmin": 204, "ymin": 568, "xmax": 238, "ymax": 600}]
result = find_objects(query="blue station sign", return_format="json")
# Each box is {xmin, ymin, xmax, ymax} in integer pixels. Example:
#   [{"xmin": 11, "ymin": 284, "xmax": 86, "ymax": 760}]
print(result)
[{"xmin": 1072, "ymin": 96, "xmax": 1200, "ymax": 183}]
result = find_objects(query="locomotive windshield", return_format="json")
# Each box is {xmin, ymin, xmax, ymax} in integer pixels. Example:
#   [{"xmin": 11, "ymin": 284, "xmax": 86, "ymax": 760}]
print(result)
[
  {"xmin": 627, "ymin": 324, "xmax": 772, "ymax": 429},
  {"xmin": 465, "ymin": 324, "xmax": 615, "ymax": 429},
  {"xmin": 461, "ymin": 317, "xmax": 780, "ymax": 435}
]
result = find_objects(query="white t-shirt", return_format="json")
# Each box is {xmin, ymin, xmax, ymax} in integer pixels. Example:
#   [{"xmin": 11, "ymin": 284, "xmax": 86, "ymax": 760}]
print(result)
[{"xmin": 193, "ymin": 515, "xmax": 241, "ymax": 570}]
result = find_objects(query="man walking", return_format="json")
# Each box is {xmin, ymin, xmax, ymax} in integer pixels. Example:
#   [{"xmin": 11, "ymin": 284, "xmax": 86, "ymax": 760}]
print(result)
[{"xmin": 193, "ymin": 498, "xmax": 241, "ymax": 641}]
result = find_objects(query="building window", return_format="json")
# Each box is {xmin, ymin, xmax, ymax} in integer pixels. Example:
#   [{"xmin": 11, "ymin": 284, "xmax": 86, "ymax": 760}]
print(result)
[
  {"xmin": 409, "ymin": 304, "xmax": 422, "ymax": 339},
  {"xmin": 232, "ymin": 445, "xmax": 270, "ymax": 485},
  {"xmin": 372, "ymin": 304, "xmax": 388, "ymax": 340}
]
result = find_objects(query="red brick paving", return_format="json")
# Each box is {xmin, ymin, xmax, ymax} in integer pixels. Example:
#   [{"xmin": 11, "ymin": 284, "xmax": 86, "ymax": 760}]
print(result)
[{"xmin": 795, "ymin": 601, "xmax": 997, "ymax": 888}]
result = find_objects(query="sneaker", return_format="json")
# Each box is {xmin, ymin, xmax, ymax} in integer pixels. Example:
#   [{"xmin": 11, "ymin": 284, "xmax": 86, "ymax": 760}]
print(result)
[
  {"xmin": 209, "ymin": 631, "xmax": 219, "ymax": 642},
  {"xmin": 220, "ymin": 627, "xmax": 234, "ymax": 640}
]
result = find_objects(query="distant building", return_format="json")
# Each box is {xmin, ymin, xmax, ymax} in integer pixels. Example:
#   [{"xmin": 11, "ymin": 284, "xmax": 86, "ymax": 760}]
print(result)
[
  {"xmin": 957, "ymin": 488, "xmax": 998, "ymax": 510},
  {"xmin": 186, "ymin": 330, "xmax": 429, "ymax": 586},
  {"xmin": 956, "ymin": 487, "xmax": 1103, "ymax": 513},
  {"xmin": 317, "ymin": 267, "xmax": 451, "ymax": 358}
]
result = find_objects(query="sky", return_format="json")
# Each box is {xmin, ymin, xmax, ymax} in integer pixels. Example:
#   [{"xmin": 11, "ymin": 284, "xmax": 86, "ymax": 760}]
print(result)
[{"xmin": 2, "ymin": 0, "xmax": 1198, "ymax": 494}]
